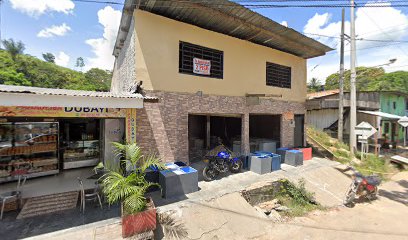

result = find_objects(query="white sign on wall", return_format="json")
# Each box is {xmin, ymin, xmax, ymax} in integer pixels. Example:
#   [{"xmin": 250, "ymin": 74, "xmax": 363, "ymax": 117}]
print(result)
[{"xmin": 193, "ymin": 58, "xmax": 211, "ymax": 75}]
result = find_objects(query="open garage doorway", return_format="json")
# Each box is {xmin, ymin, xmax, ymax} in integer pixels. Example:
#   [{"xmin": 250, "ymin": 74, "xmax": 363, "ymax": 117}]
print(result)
[
  {"xmin": 249, "ymin": 114, "xmax": 281, "ymax": 153},
  {"xmin": 188, "ymin": 114, "xmax": 241, "ymax": 163}
]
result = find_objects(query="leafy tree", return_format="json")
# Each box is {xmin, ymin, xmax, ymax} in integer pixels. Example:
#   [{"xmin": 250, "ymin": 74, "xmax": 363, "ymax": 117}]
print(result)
[
  {"xmin": 366, "ymin": 71, "xmax": 408, "ymax": 93},
  {"xmin": 325, "ymin": 67, "xmax": 385, "ymax": 91},
  {"xmin": 84, "ymin": 68, "xmax": 112, "ymax": 91},
  {"xmin": 307, "ymin": 78, "xmax": 323, "ymax": 93},
  {"xmin": 75, "ymin": 57, "xmax": 85, "ymax": 71},
  {"xmin": 42, "ymin": 53, "xmax": 55, "ymax": 63},
  {"xmin": 2, "ymin": 38, "xmax": 25, "ymax": 61}
]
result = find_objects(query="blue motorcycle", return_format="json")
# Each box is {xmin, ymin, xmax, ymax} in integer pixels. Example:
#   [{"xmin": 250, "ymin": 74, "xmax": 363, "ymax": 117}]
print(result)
[{"xmin": 202, "ymin": 145, "xmax": 242, "ymax": 181}]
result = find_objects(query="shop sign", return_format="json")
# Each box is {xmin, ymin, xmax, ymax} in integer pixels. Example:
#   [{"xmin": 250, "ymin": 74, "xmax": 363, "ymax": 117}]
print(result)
[
  {"xmin": 193, "ymin": 58, "xmax": 211, "ymax": 75},
  {"xmin": 0, "ymin": 106, "xmax": 127, "ymax": 118},
  {"xmin": 126, "ymin": 109, "xmax": 137, "ymax": 143}
]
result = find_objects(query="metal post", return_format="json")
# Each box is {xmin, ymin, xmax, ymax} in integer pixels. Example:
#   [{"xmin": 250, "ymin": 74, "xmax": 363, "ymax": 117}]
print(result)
[
  {"xmin": 404, "ymin": 126, "xmax": 406, "ymax": 147},
  {"xmin": 338, "ymin": 8, "xmax": 345, "ymax": 142},
  {"xmin": 349, "ymin": 0, "xmax": 357, "ymax": 155},
  {"xmin": 0, "ymin": 0, "xmax": 2, "ymax": 48}
]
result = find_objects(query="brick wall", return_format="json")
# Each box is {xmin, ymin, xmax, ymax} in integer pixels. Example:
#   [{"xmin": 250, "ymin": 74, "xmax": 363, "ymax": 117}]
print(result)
[{"xmin": 136, "ymin": 91, "xmax": 305, "ymax": 163}]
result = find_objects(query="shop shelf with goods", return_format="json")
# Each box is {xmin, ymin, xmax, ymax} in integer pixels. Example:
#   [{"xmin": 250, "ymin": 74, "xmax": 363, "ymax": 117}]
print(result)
[{"xmin": 0, "ymin": 122, "xmax": 59, "ymax": 183}]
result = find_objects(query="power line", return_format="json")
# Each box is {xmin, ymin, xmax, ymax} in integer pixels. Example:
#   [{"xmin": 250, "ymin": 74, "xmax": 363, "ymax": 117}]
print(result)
[
  {"xmin": 70, "ymin": 0, "xmax": 408, "ymax": 8},
  {"xmin": 304, "ymin": 32, "xmax": 408, "ymax": 43}
]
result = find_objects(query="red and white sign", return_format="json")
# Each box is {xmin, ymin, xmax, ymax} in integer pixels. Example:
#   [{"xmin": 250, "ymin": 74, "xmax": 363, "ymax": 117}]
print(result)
[{"xmin": 193, "ymin": 58, "xmax": 211, "ymax": 75}]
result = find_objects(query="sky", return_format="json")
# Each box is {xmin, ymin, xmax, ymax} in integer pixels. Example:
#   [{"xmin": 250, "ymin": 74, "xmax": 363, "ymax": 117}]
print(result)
[{"xmin": 1, "ymin": 0, "xmax": 408, "ymax": 83}]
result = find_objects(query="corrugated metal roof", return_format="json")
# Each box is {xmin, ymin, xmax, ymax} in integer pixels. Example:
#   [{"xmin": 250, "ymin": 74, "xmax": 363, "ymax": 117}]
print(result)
[
  {"xmin": 0, "ymin": 85, "xmax": 156, "ymax": 99},
  {"xmin": 113, "ymin": 0, "xmax": 333, "ymax": 59},
  {"xmin": 307, "ymin": 89, "xmax": 340, "ymax": 100},
  {"xmin": 359, "ymin": 110, "xmax": 403, "ymax": 120}
]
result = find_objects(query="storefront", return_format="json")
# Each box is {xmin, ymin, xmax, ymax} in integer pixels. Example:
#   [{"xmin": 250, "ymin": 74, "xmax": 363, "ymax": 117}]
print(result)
[{"xmin": 0, "ymin": 85, "xmax": 143, "ymax": 183}]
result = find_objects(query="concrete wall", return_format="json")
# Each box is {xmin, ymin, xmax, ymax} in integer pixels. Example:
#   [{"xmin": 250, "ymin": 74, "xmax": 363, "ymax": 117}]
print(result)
[
  {"xmin": 111, "ymin": 19, "xmax": 136, "ymax": 93},
  {"xmin": 136, "ymin": 91, "xmax": 305, "ymax": 163},
  {"xmin": 131, "ymin": 10, "xmax": 307, "ymax": 103}
]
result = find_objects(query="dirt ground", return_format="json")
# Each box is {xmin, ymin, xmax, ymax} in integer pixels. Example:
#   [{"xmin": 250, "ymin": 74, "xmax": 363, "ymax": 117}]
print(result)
[{"xmin": 256, "ymin": 171, "xmax": 408, "ymax": 240}]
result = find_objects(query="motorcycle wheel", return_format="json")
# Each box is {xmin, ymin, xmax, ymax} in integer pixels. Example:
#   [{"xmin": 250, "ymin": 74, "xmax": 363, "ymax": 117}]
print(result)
[
  {"xmin": 229, "ymin": 160, "xmax": 242, "ymax": 173},
  {"xmin": 344, "ymin": 189, "xmax": 356, "ymax": 207},
  {"xmin": 203, "ymin": 166, "xmax": 217, "ymax": 181}
]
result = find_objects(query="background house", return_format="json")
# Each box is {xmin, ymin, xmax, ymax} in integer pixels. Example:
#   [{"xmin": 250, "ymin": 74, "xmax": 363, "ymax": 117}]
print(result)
[
  {"xmin": 378, "ymin": 92, "xmax": 408, "ymax": 143},
  {"xmin": 306, "ymin": 90, "xmax": 407, "ymax": 144},
  {"xmin": 111, "ymin": 0, "xmax": 331, "ymax": 163}
]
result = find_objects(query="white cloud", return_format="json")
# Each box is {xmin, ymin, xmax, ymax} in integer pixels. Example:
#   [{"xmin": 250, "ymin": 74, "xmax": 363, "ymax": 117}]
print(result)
[
  {"xmin": 10, "ymin": 0, "xmax": 75, "ymax": 17},
  {"xmin": 37, "ymin": 23, "xmax": 71, "ymax": 38},
  {"xmin": 85, "ymin": 6, "xmax": 121, "ymax": 70},
  {"xmin": 281, "ymin": 21, "xmax": 288, "ymax": 27},
  {"xmin": 55, "ymin": 52, "xmax": 70, "ymax": 67},
  {"xmin": 304, "ymin": 2, "xmax": 408, "ymax": 82}
]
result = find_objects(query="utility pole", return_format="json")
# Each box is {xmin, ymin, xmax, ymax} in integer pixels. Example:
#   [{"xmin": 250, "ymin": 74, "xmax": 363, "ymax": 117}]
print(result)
[
  {"xmin": 0, "ymin": 0, "xmax": 2, "ymax": 48},
  {"xmin": 349, "ymin": 0, "xmax": 357, "ymax": 154},
  {"xmin": 338, "ymin": 8, "xmax": 345, "ymax": 142}
]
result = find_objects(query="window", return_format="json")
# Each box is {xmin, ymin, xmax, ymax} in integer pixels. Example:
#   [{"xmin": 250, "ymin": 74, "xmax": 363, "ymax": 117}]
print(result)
[
  {"xmin": 179, "ymin": 41, "xmax": 223, "ymax": 79},
  {"xmin": 384, "ymin": 122, "xmax": 390, "ymax": 133},
  {"xmin": 393, "ymin": 102, "xmax": 397, "ymax": 110},
  {"xmin": 266, "ymin": 62, "xmax": 292, "ymax": 89}
]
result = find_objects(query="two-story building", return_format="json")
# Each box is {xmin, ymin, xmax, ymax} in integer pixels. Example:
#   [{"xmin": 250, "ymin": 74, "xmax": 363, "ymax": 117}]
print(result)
[
  {"xmin": 111, "ymin": 0, "xmax": 332, "ymax": 163},
  {"xmin": 378, "ymin": 91, "xmax": 408, "ymax": 143}
]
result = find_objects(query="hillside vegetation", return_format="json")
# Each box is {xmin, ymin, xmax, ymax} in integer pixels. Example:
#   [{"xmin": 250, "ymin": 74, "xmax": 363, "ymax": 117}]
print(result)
[
  {"xmin": 0, "ymin": 49, "xmax": 111, "ymax": 91},
  {"xmin": 308, "ymin": 67, "xmax": 408, "ymax": 94}
]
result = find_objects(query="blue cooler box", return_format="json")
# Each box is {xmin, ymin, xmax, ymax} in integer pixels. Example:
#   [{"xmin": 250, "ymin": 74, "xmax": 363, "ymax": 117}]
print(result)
[
  {"xmin": 277, "ymin": 147, "xmax": 290, "ymax": 163},
  {"xmin": 159, "ymin": 166, "xmax": 198, "ymax": 199},
  {"xmin": 285, "ymin": 150, "xmax": 303, "ymax": 167},
  {"xmin": 253, "ymin": 151, "xmax": 281, "ymax": 171}
]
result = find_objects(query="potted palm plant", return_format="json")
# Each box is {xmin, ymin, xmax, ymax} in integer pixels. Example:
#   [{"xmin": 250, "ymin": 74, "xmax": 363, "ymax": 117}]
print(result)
[{"xmin": 101, "ymin": 142, "xmax": 164, "ymax": 238}]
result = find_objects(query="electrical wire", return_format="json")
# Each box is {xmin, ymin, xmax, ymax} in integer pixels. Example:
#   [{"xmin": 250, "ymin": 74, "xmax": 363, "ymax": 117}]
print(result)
[{"xmin": 70, "ymin": 0, "xmax": 408, "ymax": 8}]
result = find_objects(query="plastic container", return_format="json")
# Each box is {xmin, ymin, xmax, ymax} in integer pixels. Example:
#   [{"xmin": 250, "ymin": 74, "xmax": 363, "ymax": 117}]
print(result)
[
  {"xmin": 285, "ymin": 150, "xmax": 303, "ymax": 166},
  {"xmin": 277, "ymin": 147, "xmax": 290, "ymax": 163},
  {"xmin": 293, "ymin": 148, "xmax": 312, "ymax": 161}
]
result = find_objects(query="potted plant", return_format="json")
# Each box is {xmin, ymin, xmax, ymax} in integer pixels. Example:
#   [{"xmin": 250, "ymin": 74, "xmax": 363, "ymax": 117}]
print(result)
[{"xmin": 101, "ymin": 142, "xmax": 164, "ymax": 238}]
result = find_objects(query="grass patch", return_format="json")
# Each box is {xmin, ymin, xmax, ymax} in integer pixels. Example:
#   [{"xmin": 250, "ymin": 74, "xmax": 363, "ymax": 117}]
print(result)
[
  {"xmin": 307, "ymin": 127, "xmax": 395, "ymax": 179},
  {"xmin": 275, "ymin": 179, "xmax": 324, "ymax": 217}
]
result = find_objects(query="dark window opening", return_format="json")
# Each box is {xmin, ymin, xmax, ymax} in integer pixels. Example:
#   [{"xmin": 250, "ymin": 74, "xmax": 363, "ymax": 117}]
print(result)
[
  {"xmin": 249, "ymin": 114, "xmax": 281, "ymax": 152},
  {"xmin": 179, "ymin": 41, "xmax": 224, "ymax": 79},
  {"xmin": 393, "ymin": 102, "xmax": 397, "ymax": 110},
  {"xmin": 266, "ymin": 62, "xmax": 291, "ymax": 89}
]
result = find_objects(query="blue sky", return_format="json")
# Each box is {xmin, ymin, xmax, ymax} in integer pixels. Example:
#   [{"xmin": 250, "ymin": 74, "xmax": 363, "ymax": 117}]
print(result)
[{"xmin": 2, "ymin": 0, "xmax": 408, "ymax": 82}]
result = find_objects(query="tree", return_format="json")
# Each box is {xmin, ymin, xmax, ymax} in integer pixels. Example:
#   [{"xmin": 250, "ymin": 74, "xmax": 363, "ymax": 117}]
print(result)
[
  {"xmin": 366, "ymin": 71, "xmax": 408, "ymax": 93},
  {"xmin": 75, "ymin": 57, "xmax": 85, "ymax": 71},
  {"xmin": 42, "ymin": 53, "xmax": 55, "ymax": 63},
  {"xmin": 325, "ymin": 67, "xmax": 385, "ymax": 91},
  {"xmin": 307, "ymin": 78, "xmax": 323, "ymax": 93},
  {"xmin": 84, "ymin": 68, "xmax": 112, "ymax": 91},
  {"xmin": 2, "ymin": 38, "xmax": 25, "ymax": 61}
]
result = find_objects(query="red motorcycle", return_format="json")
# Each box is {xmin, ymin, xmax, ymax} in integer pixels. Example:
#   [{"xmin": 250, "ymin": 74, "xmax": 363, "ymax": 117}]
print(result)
[{"xmin": 344, "ymin": 168, "xmax": 381, "ymax": 207}]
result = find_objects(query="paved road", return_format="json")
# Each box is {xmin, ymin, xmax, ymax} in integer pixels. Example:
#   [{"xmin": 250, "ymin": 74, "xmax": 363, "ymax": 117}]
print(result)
[
  {"xmin": 24, "ymin": 161, "xmax": 408, "ymax": 240},
  {"xmin": 258, "ymin": 171, "xmax": 408, "ymax": 240}
]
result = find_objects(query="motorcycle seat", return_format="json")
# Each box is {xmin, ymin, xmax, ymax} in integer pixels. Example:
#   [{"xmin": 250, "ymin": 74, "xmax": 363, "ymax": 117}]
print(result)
[{"xmin": 366, "ymin": 175, "xmax": 381, "ymax": 185}]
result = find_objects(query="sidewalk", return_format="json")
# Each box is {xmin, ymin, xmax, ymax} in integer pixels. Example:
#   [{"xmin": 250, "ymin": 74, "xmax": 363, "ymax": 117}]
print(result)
[{"xmin": 24, "ymin": 157, "xmax": 351, "ymax": 240}]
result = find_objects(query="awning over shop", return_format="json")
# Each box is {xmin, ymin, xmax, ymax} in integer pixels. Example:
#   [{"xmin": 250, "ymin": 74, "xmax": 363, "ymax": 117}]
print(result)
[
  {"xmin": 359, "ymin": 110, "xmax": 402, "ymax": 120},
  {"xmin": 0, "ymin": 85, "xmax": 154, "ymax": 108}
]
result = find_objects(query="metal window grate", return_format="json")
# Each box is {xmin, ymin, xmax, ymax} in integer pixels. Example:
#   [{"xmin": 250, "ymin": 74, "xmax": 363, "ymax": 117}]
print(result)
[
  {"xmin": 266, "ymin": 62, "xmax": 291, "ymax": 89},
  {"xmin": 179, "ymin": 41, "xmax": 224, "ymax": 79}
]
